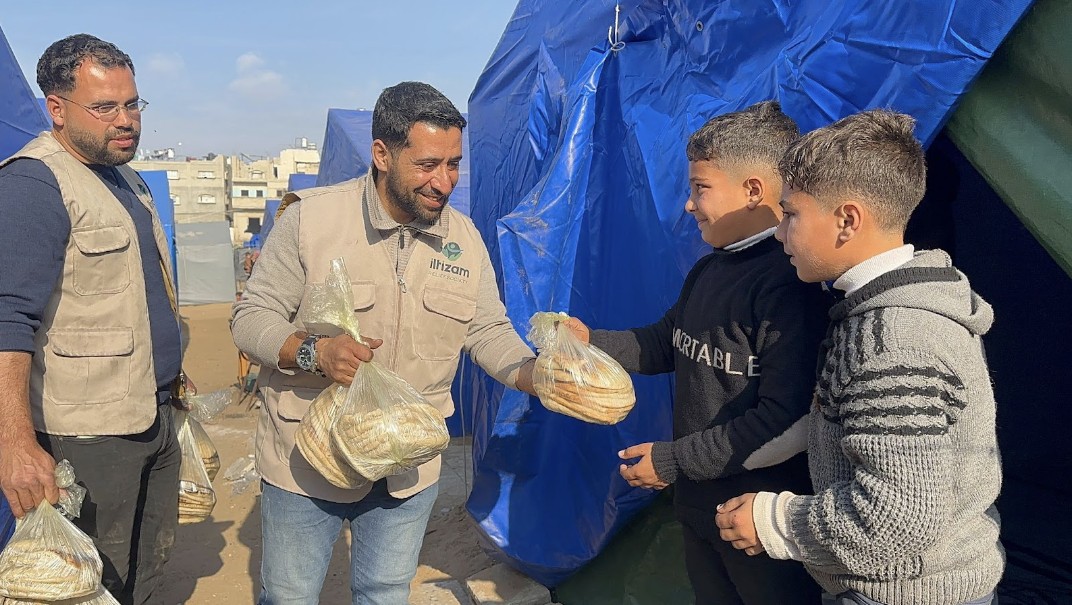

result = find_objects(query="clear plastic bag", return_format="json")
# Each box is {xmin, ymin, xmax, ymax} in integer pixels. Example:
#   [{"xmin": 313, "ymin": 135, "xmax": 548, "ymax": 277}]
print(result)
[
  {"xmin": 186, "ymin": 388, "xmax": 234, "ymax": 424},
  {"xmin": 186, "ymin": 416, "xmax": 220, "ymax": 481},
  {"xmin": 1, "ymin": 583, "xmax": 120, "ymax": 604},
  {"xmin": 302, "ymin": 258, "xmax": 450, "ymax": 482},
  {"xmin": 296, "ymin": 384, "xmax": 367, "ymax": 489},
  {"xmin": 222, "ymin": 455, "xmax": 259, "ymax": 496},
  {"xmin": 527, "ymin": 311, "xmax": 636, "ymax": 424},
  {"xmin": 0, "ymin": 463, "xmax": 102, "ymax": 601},
  {"xmin": 176, "ymin": 411, "xmax": 216, "ymax": 524}
]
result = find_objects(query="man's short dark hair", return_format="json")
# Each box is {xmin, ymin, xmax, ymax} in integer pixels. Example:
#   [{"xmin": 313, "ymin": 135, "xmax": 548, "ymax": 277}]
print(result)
[
  {"xmin": 371, "ymin": 81, "xmax": 467, "ymax": 154},
  {"xmin": 779, "ymin": 109, "xmax": 926, "ymax": 231},
  {"xmin": 36, "ymin": 34, "xmax": 135, "ymax": 96},
  {"xmin": 686, "ymin": 100, "xmax": 800, "ymax": 174}
]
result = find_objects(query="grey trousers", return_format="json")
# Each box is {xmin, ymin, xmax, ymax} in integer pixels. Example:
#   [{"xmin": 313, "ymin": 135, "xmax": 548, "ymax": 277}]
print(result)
[{"xmin": 37, "ymin": 403, "xmax": 181, "ymax": 605}]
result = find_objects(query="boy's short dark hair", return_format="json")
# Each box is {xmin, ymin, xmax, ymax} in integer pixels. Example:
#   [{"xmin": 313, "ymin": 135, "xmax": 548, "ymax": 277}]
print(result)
[
  {"xmin": 37, "ymin": 34, "xmax": 134, "ymax": 96},
  {"xmin": 372, "ymin": 81, "xmax": 467, "ymax": 154},
  {"xmin": 686, "ymin": 100, "xmax": 800, "ymax": 174},
  {"xmin": 779, "ymin": 109, "xmax": 926, "ymax": 231}
]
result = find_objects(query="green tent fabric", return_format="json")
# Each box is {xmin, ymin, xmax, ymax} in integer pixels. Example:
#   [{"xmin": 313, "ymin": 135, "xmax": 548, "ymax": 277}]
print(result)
[{"xmin": 947, "ymin": 0, "xmax": 1072, "ymax": 277}]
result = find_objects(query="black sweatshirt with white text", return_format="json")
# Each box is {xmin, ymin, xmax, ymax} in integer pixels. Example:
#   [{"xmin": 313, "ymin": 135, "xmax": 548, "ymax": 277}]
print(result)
[{"xmin": 591, "ymin": 235, "xmax": 829, "ymax": 509}]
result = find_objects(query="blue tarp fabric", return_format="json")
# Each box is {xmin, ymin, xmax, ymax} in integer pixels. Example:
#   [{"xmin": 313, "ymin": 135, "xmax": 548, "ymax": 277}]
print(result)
[
  {"xmin": 0, "ymin": 26, "xmax": 48, "ymax": 160},
  {"xmin": 139, "ymin": 170, "xmax": 178, "ymax": 282},
  {"xmin": 287, "ymin": 173, "xmax": 317, "ymax": 193},
  {"xmin": 464, "ymin": 0, "xmax": 1033, "ymax": 586},
  {"xmin": 315, "ymin": 108, "xmax": 471, "ymax": 215},
  {"xmin": 260, "ymin": 199, "xmax": 282, "ymax": 243}
]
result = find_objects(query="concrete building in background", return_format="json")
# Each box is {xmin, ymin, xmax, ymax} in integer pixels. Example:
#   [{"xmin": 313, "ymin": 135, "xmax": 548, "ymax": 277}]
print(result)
[
  {"xmin": 132, "ymin": 140, "xmax": 319, "ymax": 246},
  {"xmin": 130, "ymin": 155, "xmax": 230, "ymax": 224},
  {"xmin": 229, "ymin": 143, "xmax": 319, "ymax": 244}
]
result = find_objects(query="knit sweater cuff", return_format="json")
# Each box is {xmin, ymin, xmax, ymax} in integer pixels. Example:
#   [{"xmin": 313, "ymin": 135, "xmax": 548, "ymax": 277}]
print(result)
[
  {"xmin": 753, "ymin": 491, "xmax": 803, "ymax": 560},
  {"xmin": 650, "ymin": 441, "xmax": 679, "ymax": 484}
]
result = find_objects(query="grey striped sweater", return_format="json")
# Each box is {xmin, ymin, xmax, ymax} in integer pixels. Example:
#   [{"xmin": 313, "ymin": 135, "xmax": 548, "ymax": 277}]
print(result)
[{"xmin": 787, "ymin": 250, "xmax": 1004, "ymax": 604}]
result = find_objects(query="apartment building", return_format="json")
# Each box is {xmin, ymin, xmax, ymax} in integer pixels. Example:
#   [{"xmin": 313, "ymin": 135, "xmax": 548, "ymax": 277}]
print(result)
[{"xmin": 130, "ymin": 155, "xmax": 230, "ymax": 224}]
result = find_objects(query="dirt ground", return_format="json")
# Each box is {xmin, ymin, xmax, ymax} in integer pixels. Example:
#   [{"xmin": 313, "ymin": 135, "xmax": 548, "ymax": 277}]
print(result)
[{"xmin": 159, "ymin": 303, "xmax": 494, "ymax": 604}]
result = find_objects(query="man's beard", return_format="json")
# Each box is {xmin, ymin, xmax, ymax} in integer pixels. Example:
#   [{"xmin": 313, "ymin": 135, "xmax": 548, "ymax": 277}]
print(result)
[
  {"xmin": 69, "ymin": 125, "xmax": 140, "ymax": 166},
  {"xmin": 385, "ymin": 168, "xmax": 449, "ymax": 223}
]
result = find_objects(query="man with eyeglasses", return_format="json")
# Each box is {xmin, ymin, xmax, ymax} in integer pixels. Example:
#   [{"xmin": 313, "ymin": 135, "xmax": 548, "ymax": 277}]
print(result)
[{"xmin": 0, "ymin": 34, "xmax": 184, "ymax": 605}]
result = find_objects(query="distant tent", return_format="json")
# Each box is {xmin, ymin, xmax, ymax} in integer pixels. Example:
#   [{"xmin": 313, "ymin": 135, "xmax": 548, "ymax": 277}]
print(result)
[
  {"xmin": 175, "ymin": 222, "xmax": 237, "ymax": 305},
  {"xmin": 316, "ymin": 108, "xmax": 471, "ymax": 215},
  {"xmin": 0, "ymin": 25, "xmax": 48, "ymax": 159},
  {"xmin": 287, "ymin": 172, "xmax": 317, "ymax": 193},
  {"xmin": 140, "ymin": 170, "xmax": 178, "ymax": 280},
  {"xmin": 260, "ymin": 199, "xmax": 282, "ymax": 243}
]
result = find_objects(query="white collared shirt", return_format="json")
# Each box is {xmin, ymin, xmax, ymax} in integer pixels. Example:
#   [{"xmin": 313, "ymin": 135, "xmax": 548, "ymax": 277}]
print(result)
[{"xmin": 833, "ymin": 244, "xmax": 915, "ymax": 296}]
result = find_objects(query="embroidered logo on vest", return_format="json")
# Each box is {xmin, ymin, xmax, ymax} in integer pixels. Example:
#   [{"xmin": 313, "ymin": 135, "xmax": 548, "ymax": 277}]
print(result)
[{"xmin": 442, "ymin": 242, "xmax": 463, "ymax": 261}]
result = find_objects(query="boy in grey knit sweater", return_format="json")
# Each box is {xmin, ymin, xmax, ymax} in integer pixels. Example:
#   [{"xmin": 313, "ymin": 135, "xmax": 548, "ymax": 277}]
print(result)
[{"xmin": 715, "ymin": 109, "xmax": 1004, "ymax": 605}]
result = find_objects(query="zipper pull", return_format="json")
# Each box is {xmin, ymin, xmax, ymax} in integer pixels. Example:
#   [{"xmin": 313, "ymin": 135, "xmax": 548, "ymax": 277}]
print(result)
[{"xmin": 398, "ymin": 276, "xmax": 408, "ymax": 293}]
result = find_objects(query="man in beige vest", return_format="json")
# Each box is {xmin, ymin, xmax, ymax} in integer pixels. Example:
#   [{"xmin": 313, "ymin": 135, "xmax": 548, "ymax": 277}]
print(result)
[
  {"xmin": 232, "ymin": 81, "xmax": 537, "ymax": 604},
  {"xmin": 0, "ymin": 35, "xmax": 184, "ymax": 605}
]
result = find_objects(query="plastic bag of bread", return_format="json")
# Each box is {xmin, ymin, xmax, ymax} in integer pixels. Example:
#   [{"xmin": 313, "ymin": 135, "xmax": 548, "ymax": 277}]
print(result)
[
  {"xmin": 0, "ymin": 463, "xmax": 102, "ymax": 601},
  {"xmin": 176, "ymin": 411, "xmax": 217, "ymax": 524},
  {"xmin": 1, "ymin": 583, "xmax": 120, "ymax": 604},
  {"xmin": 186, "ymin": 416, "xmax": 220, "ymax": 481},
  {"xmin": 527, "ymin": 311, "xmax": 636, "ymax": 424},
  {"xmin": 296, "ymin": 384, "xmax": 367, "ymax": 489},
  {"xmin": 302, "ymin": 258, "xmax": 450, "ymax": 482}
]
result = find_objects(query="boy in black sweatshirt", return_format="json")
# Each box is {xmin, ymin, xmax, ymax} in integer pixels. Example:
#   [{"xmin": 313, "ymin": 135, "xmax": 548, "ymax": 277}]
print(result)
[{"xmin": 566, "ymin": 101, "xmax": 828, "ymax": 604}]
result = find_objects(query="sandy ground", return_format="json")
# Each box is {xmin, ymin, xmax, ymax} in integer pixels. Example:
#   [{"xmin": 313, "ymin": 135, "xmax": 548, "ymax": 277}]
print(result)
[{"xmin": 158, "ymin": 303, "xmax": 494, "ymax": 604}]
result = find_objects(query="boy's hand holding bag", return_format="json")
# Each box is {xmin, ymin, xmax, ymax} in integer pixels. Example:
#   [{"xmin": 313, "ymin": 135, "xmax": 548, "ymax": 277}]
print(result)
[{"xmin": 528, "ymin": 311, "xmax": 636, "ymax": 424}]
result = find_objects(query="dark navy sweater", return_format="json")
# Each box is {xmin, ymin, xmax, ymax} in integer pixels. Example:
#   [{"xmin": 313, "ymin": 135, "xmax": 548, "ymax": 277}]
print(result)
[
  {"xmin": 0, "ymin": 158, "xmax": 181, "ymax": 392},
  {"xmin": 591, "ymin": 235, "xmax": 831, "ymax": 509}
]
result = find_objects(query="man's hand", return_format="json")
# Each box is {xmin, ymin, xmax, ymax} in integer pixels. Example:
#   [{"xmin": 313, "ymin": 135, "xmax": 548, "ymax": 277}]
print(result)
[
  {"xmin": 561, "ymin": 317, "xmax": 590, "ymax": 344},
  {"xmin": 0, "ymin": 437, "xmax": 58, "ymax": 518},
  {"xmin": 618, "ymin": 442, "xmax": 669, "ymax": 489},
  {"xmin": 316, "ymin": 334, "xmax": 382, "ymax": 386},
  {"xmin": 715, "ymin": 493, "xmax": 765, "ymax": 556}
]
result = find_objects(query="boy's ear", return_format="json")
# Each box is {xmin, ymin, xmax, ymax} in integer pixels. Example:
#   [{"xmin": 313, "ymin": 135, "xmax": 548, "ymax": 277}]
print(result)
[
  {"xmin": 371, "ymin": 139, "xmax": 391, "ymax": 172},
  {"xmin": 745, "ymin": 176, "xmax": 765, "ymax": 209},
  {"xmin": 835, "ymin": 201, "xmax": 864, "ymax": 242}
]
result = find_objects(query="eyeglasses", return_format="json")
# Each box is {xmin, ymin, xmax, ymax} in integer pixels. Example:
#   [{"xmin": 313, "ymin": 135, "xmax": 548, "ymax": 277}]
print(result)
[{"xmin": 57, "ymin": 96, "xmax": 148, "ymax": 122}]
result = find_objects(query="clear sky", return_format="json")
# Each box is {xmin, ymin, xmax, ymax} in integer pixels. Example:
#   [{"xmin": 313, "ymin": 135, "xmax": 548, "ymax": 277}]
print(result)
[{"xmin": 1, "ymin": 1, "xmax": 519, "ymax": 158}]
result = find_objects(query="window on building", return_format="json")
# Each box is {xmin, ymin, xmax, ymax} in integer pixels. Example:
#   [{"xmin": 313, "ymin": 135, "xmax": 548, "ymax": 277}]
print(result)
[
  {"xmin": 171, "ymin": 195, "xmax": 180, "ymax": 205},
  {"xmin": 197, "ymin": 171, "xmax": 215, "ymax": 179},
  {"xmin": 197, "ymin": 194, "xmax": 216, "ymax": 204},
  {"xmin": 166, "ymin": 170, "xmax": 179, "ymax": 180},
  {"xmin": 276, "ymin": 189, "xmax": 285, "ymax": 197},
  {"xmin": 240, "ymin": 189, "xmax": 249, "ymax": 197}
]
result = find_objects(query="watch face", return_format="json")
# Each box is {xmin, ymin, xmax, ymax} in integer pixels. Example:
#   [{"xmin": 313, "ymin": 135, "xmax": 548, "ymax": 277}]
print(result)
[{"xmin": 296, "ymin": 344, "xmax": 314, "ymax": 371}]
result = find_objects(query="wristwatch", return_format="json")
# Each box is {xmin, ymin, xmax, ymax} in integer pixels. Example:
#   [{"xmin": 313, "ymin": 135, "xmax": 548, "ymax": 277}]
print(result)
[{"xmin": 295, "ymin": 334, "xmax": 325, "ymax": 376}]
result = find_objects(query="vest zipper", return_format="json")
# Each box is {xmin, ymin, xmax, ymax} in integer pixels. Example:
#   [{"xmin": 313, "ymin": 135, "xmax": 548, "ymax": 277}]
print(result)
[{"xmin": 392, "ymin": 225, "xmax": 407, "ymax": 370}]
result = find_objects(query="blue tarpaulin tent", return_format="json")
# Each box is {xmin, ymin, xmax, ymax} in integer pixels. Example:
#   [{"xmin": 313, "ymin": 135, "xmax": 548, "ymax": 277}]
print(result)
[
  {"xmin": 287, "ymin": 173, "xmax": 317, "ymax": 193},
  {"xmin": 140, "ymin": 170, "xmax": 178, "ymax": 280},
  {"xmin": 260, "ymin": 199, "xmax": 282, "ymax": 244},
  {"xmin": 462, "ymin": 0, "xmax": 1034, "ymax": 586},
  {"xmin": 316, "ymin": 108, "xmax": 471, "ymax": 216},
  {"xmin": 0, "ymin": 26, "xmax": 48, "ymax": 160}
]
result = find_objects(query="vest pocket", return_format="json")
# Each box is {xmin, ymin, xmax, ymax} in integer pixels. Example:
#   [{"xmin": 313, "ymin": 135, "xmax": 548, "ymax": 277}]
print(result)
[
  {"xmin": 44, "ymin": 327, "xmax": 132, "ymax": 405},
  {"xmin": 70, "ymin": 226, "xmax": 132, "ymax": 295},
  {"xmin": 416, "ymin": 287, "xmax": 476, "ymax": 361},
  {"xmin": 270, "ymin": 386, "xmax": 320, "ymax": 470}
]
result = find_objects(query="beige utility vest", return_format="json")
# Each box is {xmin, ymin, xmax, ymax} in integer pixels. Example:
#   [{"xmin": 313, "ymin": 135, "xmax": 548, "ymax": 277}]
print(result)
[
  {"xmin": 258, "ymin": 175, "xmax": 484, "ymax": 502},
  {"xmin": 0, "ymin": 132, "xmax": 177, "ymax": 435}
]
